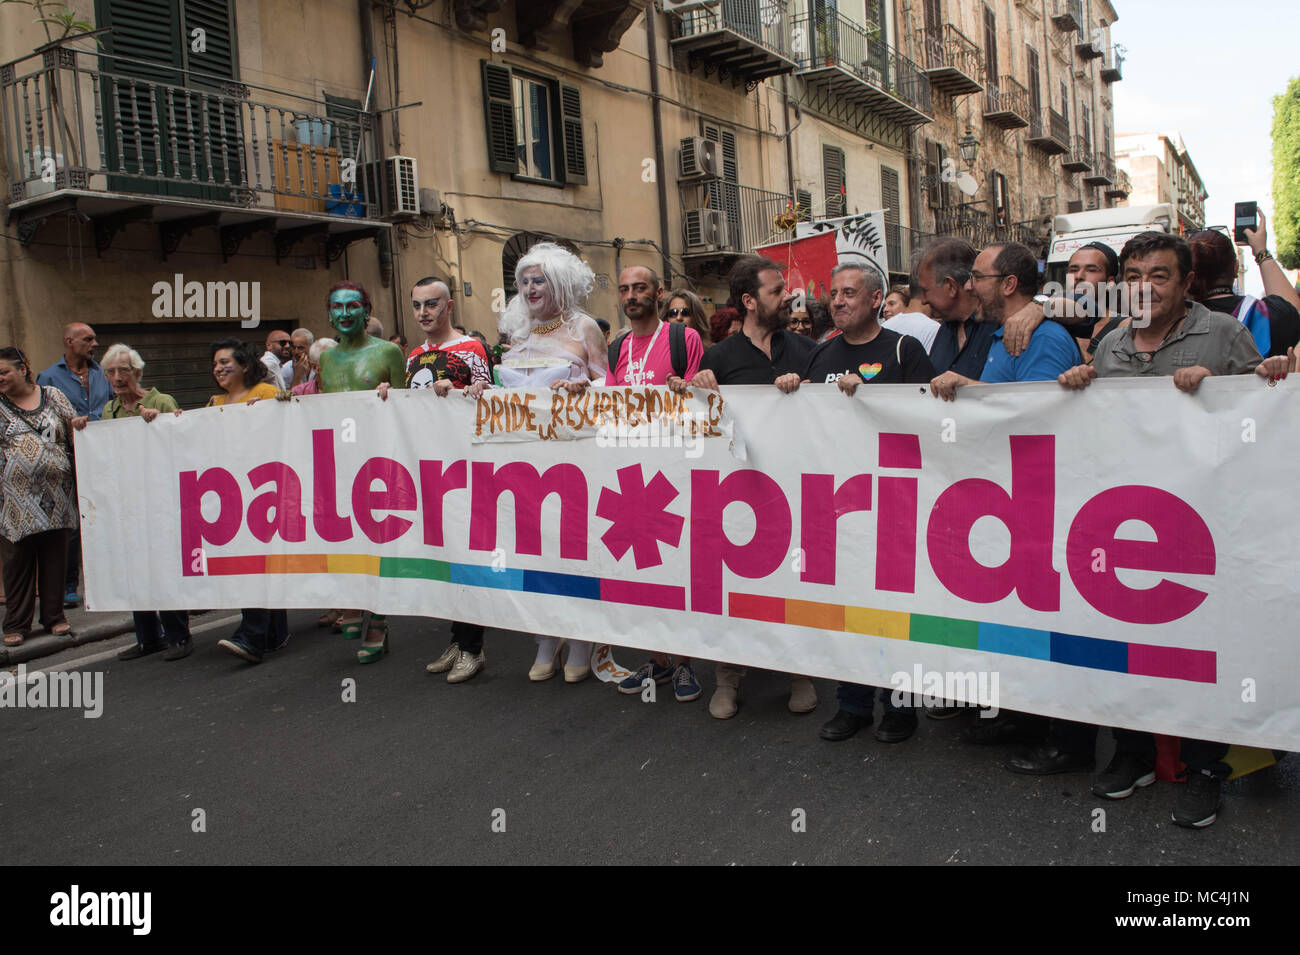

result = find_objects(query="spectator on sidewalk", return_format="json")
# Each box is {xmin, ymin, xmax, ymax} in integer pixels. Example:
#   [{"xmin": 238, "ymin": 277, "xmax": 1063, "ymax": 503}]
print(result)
[
  {"xmin": 37, "ymin": 322, "xmax": 110, "ymax": 610},
  {"xmin": 260, "ymin": 329, "xmax": 294, "ymax": 390},
  {"xmin": 0, "ymin": 347, "xmax": 77, "ymax": 646}
]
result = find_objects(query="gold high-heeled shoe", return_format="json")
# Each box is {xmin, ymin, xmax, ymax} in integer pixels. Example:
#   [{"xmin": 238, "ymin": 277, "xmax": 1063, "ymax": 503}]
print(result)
[
  {"xmin": 528, "ymin": 640, "xmax": 566, "ymax": 682},
  {"xmin": 563, "ymin": 642, "xmax": 590, "ymax": 683}
]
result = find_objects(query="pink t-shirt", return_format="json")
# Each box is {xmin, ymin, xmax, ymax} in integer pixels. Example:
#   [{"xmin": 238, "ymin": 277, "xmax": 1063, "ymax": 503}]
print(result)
[{"xmin": 605, "ymin": 323, "xmax": 703, "ymax": 387}]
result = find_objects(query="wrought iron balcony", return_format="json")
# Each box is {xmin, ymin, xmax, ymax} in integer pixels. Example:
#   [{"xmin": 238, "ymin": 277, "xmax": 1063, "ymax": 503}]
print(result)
[
  {"xmin": 982, "ymin": 75, "xmax": 1030, "ymax": 130},
  {"xmin": 1062, "ymin": 136, "xmax": 1093, "ymax": 172},
  {"xmin": 1100, "ymin": 46, "xmax": 1124, "ymax": 83},
  {"xmin": 1, "ymin": 45, "xmax": 387, "ymax": 257},
  {"xmin": 921, "ymin": 23, "xmax": 983, "ymax": 96},
  {"xmin": 1084, "ymin": 152, "xmax": 1115, "ymax": 186},
  {"xmin": 1104, "ymin": 167, "xmax": 1131, "ymax": 199},
  {"xmin": 933, "ymin": 207, "xmax": 1046, "ymax": 254},
  {"xmin": 1050, "ymin": 0, "xmax": 1084, "ymax": 32},
  {"xmin": 792, "ymin": 10, "xmax": 932, "ymax": 126},
  {"xmin": 669, "ymin": 0, "xmax": 798, "ymax": 87},
  {"xmin": 1027, "ymin": 108, "xmax": 1070, "ymax": 155},
  {"xmin": 679, "ymin": 181, "xmax": 793, "ymax": 258}
]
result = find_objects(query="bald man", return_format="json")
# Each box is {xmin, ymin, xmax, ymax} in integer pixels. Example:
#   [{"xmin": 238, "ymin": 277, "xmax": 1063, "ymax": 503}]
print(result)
[
  {"xmin": 38, "ymin": 323, "xmax": 112, "ymax": 608},
  {"xmin": 395, "ymin": 275, "xmax": 493, "ymax": 683}
]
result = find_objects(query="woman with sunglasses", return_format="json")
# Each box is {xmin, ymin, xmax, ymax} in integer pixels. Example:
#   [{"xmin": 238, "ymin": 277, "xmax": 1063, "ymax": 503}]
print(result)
[
  {"xmin": 661, "ymin": 288, "xmax": 712, "ymax": 347},
  {"xmin": 0, "ymin": 347, "xmax": 78, "ymax": 646}
]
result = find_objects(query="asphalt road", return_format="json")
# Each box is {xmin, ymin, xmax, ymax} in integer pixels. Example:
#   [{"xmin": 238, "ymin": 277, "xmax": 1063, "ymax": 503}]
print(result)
[{"xmin": 2, "ymin": 611, "xmax": 1296, "ymax": 865}]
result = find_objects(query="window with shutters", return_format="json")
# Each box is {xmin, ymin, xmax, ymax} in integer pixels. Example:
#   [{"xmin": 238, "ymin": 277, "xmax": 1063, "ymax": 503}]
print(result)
[
  {"xmin": 95, "ymin": 0, "xmax": 239, "ymax": 200},
  {"xmin": 1082, "ymin": 104, "xmax": 1092, "ymax": 153},
  {"xmin": 823, "ymin": 144, "xmax": 846, "ymax": 217},
  {"xmin": 480, "ymin": 61, "xmax": 586, "ymax": 187},
  {"xmin": 880, "ymin": 165, "xmax": 901, "ymax": 272},
  {"xmin": 702, "ymin": 120, "xmax": 740, "ymax": 249},
  {"xmin": 1027, "ymin": 46, "xmax": 1041, "ymax": 114},
  {"xmin": 925, "ymin": 140, "xmax": 949, "ymax": 210},
  {"xmin": 983, "ymin": 6, "xmax": 998, "ymax": 81},
  {"xmin": 795, "ymin": 189, "xmax": 813, "ymax": 221},
  {"xmin": 991, "ymin": 171, "xmax": 1009, "ymax": 227}
]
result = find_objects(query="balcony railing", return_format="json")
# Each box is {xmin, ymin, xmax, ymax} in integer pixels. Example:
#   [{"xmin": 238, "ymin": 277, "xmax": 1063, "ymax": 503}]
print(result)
[
  {"xmin": 921, "ymin": 23, "xmax": 983, "ymax": 96},
  {"xmin": 885, "ymin": 224, "xmax": 928, "ymax": 276},
  {"xmin": 982, "ymin": 75, "xmax": 1030, "ymax": 129},
  {"xmin": 681, "ymin": 181, "xmax": 793, "ymax": 256},
  {"xmin": 1084, "ymin": 152, "xmax": 1115, "ymax": 186},
  {"xmin": 669, "ymin": 0, "xmax": 798, "ymax": 84},
  {"xmin": 792, "ymin": 10, "xmax": 932, "ymax": 125},
  {"xmin": 2, "ymin": 47, "xmax": 378, "ymax": 218},
  {"xmin": 1063, "ymin": 136, "xmax": 1093, "ymax": 172},
  {"xmin": 933, "ymin": 208, "xmax": 1046, "ymax": 254},
  {"xmin": 1100, "ymin": 47, "xmax": 1124, "ymax": 83},
  {"xmin": 1027, "ymin": 108, "xmax": 1070, "ymax": 155},
  {"xmin": 1050, "ymin": 0, "xmax": 1084, "ymax": 32},
  {"xmin": 1104, "ymin": 167, "xmax": 1130, "ymax": 199}
]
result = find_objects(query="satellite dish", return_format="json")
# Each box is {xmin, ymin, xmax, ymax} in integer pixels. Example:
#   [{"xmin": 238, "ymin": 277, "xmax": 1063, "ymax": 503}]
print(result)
[{"xmin": 956, "ymin": 172, "xmax": 979, "ymax": 197}]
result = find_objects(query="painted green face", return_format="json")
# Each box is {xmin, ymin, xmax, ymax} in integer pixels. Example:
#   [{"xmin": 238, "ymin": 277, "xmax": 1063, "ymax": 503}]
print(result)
[{"xmin": 328, "ymin": 289, "xmax": 368, "ymax": 336}]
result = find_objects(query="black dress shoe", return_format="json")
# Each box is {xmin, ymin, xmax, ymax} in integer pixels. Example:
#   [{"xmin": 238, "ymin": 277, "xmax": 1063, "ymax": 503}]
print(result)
[
  {"xmin": 162, "ymin": 640, "xmax": 193, "ymax": 661},
  {"xmin": 1005, "ymin": 743, "xmax": 1094, "ymax": 775},
  {"xmin": 820, "ymin": 708, "xmax": 872, "ymax": 741},
  {"xmin": 960, "ymin": 710, "xmax": 1048, "ymax": 745},
  {"xmin": 876, "ymin": 710, "xmax": 919, "ymax": 743},
  {"xmin": 117, "ymin": 643, "xmax": 165, "ymax": 661}
]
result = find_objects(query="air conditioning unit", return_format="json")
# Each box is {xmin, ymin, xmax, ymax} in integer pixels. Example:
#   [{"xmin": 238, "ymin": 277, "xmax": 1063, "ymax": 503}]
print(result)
[
  {"xmin": 678, "ymin": 136, "xmax": 720, "ymax": 180},
  {"xmin": 684, "ymin": 209, "xmax": 728, "ymax": 250},
  {"xmin": 361, "ymin": 156, "xmax": 420, "ymax": 218}
]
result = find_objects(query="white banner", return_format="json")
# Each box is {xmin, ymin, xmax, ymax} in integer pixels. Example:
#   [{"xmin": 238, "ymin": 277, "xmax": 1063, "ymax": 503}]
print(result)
[{"xmin": 77, "ymin": 379, "xmax": 1300, "ymax": 750}]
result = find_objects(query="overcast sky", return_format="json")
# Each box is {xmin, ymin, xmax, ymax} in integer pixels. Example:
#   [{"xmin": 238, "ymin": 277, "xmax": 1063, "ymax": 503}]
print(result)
[{"xmin": 1111, "ymin": 0, "xmax": 1296, "ymax": 291}]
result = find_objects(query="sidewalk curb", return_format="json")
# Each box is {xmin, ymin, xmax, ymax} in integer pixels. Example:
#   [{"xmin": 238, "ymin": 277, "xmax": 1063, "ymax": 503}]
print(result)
[{"xmin": 1, "ymin": 614, "xmax": 137, "ymax": 666}]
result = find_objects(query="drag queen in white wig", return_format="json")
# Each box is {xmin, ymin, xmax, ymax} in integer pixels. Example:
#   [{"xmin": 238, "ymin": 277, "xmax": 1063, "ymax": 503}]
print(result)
[{"xmin": 467, "ymin": 241, "xmax": 608, "ymax": 683}]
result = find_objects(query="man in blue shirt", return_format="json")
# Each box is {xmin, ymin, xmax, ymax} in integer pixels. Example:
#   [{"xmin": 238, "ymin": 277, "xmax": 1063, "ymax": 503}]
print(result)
[
  {"xmin": 37, "ymin": 323, "xmax": 111, "ymax": 607},
  {"xmin": 930, "ymin": 241, "xmax": 1080, "ymax": 400}
]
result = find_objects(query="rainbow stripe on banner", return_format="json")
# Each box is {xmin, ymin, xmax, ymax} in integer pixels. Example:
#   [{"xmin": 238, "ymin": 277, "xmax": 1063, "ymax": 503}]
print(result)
[
  {"xmin": 205, "ymin": 554, "xmax": 1215, "ymax": 685},
  {"xmin": 729, "ymin": 593, "xmax": 1216, "ymax": 684}
]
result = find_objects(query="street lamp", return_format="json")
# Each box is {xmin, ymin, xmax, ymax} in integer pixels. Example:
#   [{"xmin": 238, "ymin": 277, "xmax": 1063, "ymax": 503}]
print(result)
[{"xmin": 957, "ymin": 128, "xmax": 979, "ymax": 168}]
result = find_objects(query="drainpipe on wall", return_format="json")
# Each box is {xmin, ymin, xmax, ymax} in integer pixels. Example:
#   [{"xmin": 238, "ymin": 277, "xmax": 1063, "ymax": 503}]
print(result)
[
  {"xmin": 359, "ymin": 0, "xmax": 397, "ymax": 326},
  {"xmin": 781, "ymin": 75, "xmax": 794, "ymax": 196},
  {"xmin": 645, "ymin": 10, "xmax": 673, "ymax": 285}
]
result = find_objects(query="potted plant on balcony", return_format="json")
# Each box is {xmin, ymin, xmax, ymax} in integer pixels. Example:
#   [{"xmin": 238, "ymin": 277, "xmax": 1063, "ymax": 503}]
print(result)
[{"xmin": 2, "ymin": 1, "xmax": 98, "ymax": 184}]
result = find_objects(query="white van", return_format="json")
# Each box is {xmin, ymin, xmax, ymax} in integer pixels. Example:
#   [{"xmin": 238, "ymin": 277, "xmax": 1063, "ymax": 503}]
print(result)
[{"xmin": 1044, "ymin": 204, "xmax": 1175, "ymax": 287}]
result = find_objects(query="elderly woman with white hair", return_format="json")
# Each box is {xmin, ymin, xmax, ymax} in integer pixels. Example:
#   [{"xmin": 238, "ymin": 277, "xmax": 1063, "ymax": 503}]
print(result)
[
  {"xmin": 291, "ymin": 337, "xmax": 337, "ymax": 397},
  {"xmin": 465, "ymin": 241, "xmax": 609, "ymax": 683},
  {"xmin": 73, "ymin": 343, "xmax": 190, "ymax": 659}
]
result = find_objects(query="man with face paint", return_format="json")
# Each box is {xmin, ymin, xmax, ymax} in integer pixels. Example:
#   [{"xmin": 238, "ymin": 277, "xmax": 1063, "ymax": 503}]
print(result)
[{"xmin": 317, "ymin": 280, "xmax": 406, "ymax": 664}]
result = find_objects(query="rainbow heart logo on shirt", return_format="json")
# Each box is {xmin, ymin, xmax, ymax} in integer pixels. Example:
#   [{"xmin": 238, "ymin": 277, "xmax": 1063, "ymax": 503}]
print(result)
[{"xmin": 858, "ymin": 363, "xmax": 883, "ymax": 380}]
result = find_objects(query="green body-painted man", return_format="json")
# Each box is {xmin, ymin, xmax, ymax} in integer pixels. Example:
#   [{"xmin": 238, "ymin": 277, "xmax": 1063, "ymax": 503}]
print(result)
[
  {"xmin": 317, "ymin": 281, "xmax": 405, "ymax": 664},
  {"xmin": 318, "ymin": 284, "xmax": 406, "ymax": 393}
]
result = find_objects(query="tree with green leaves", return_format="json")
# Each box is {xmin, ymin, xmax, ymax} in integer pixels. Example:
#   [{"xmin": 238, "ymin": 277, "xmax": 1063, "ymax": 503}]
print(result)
[{"xmin": 1274, "ymin": 75, "xmax": 1300, "ymax": 270}]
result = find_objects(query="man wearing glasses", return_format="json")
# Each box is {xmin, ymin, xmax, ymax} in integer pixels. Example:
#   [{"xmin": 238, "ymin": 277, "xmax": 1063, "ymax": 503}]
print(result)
[
  {"xmin": 917, "ymin": 237, "xmax": 999, "ymax": 380},
  {"xmin": 261, "ymin": 329, "xmax": 295, "ymax": 389},
  {"xmin": 929, "ymin": 241, "xmax": 1080, "ymax": 401}
]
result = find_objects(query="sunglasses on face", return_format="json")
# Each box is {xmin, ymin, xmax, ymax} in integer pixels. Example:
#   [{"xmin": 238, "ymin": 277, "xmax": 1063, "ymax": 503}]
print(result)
[{"xmin": 665, "ymin": 308, "xmax": 689, "ymax": 318}]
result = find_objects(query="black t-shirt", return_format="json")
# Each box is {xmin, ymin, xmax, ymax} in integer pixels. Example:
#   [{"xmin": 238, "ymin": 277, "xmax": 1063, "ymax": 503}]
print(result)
[
  {"xmin": 700, "ymin": 327, "xmax": 816, "ymax": 384},
  {"xmin": 1202, "ymin": 294, "xmax": 1300, "ymax": 357},
  {"xmin": 802, "ymin": 327, "xmax": 936, "ymax": 385}
]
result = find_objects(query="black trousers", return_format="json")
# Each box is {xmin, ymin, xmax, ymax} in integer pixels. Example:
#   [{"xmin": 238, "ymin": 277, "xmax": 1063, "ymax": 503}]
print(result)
[
  {"xmin": 133, "ymin": 610, "xmax": 191, "ymax": 648},
  {"xmin": 1, "ymin": 529, "xmax": 70, "ymax": 634},
  {"xmin": 65, "ymin": 527, "xmax": 81, "ymax": 594},
  {"xmin": 1048, "ymin": 720, "xmax": 1230, "ymax": 779},
  {"xmin": 451, "ymin": 620, "xmax": 484, "ymax": 654}
]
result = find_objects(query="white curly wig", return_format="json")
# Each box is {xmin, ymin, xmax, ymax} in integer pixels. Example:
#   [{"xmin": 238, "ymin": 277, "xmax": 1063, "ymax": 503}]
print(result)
[{"xmin": 498, "ymin": 241, "xmax": 597, "ymax": 345}]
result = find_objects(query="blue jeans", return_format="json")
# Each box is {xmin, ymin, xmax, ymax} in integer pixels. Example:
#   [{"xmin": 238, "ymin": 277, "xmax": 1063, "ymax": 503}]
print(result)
[
  {"xmin": 234, "ymin": 609, "xmax": 288, "ymax": 653},
  {"xmin": 837, "ymin": 682, "xmax": 914, "ymax": 717},
  {"xmin": 132, "ymin": 610, "xmax": 191, "ymax": 648}
]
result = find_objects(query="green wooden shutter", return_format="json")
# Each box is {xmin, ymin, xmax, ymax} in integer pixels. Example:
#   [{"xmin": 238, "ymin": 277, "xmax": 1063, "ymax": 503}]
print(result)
[
  {"xmin": 795, "ymin": 188, "xmax": 812, "ymax": 221},
  {"xmin": 482, "ymin": 61, "xmax": 518, "ymax": 174},
  {"xmin": 559, "ymin": 82, "xmax": 587, "ymax": 184},
  {"xmin": 823, "ymin": 144, "xmax": 845, "ymax": 217}
]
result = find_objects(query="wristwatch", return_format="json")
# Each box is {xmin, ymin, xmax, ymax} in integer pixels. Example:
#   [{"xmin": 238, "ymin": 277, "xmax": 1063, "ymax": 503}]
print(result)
[{"xmin": 1256, "ymin": 249, "xmax": 1274, "ymax": 264}]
